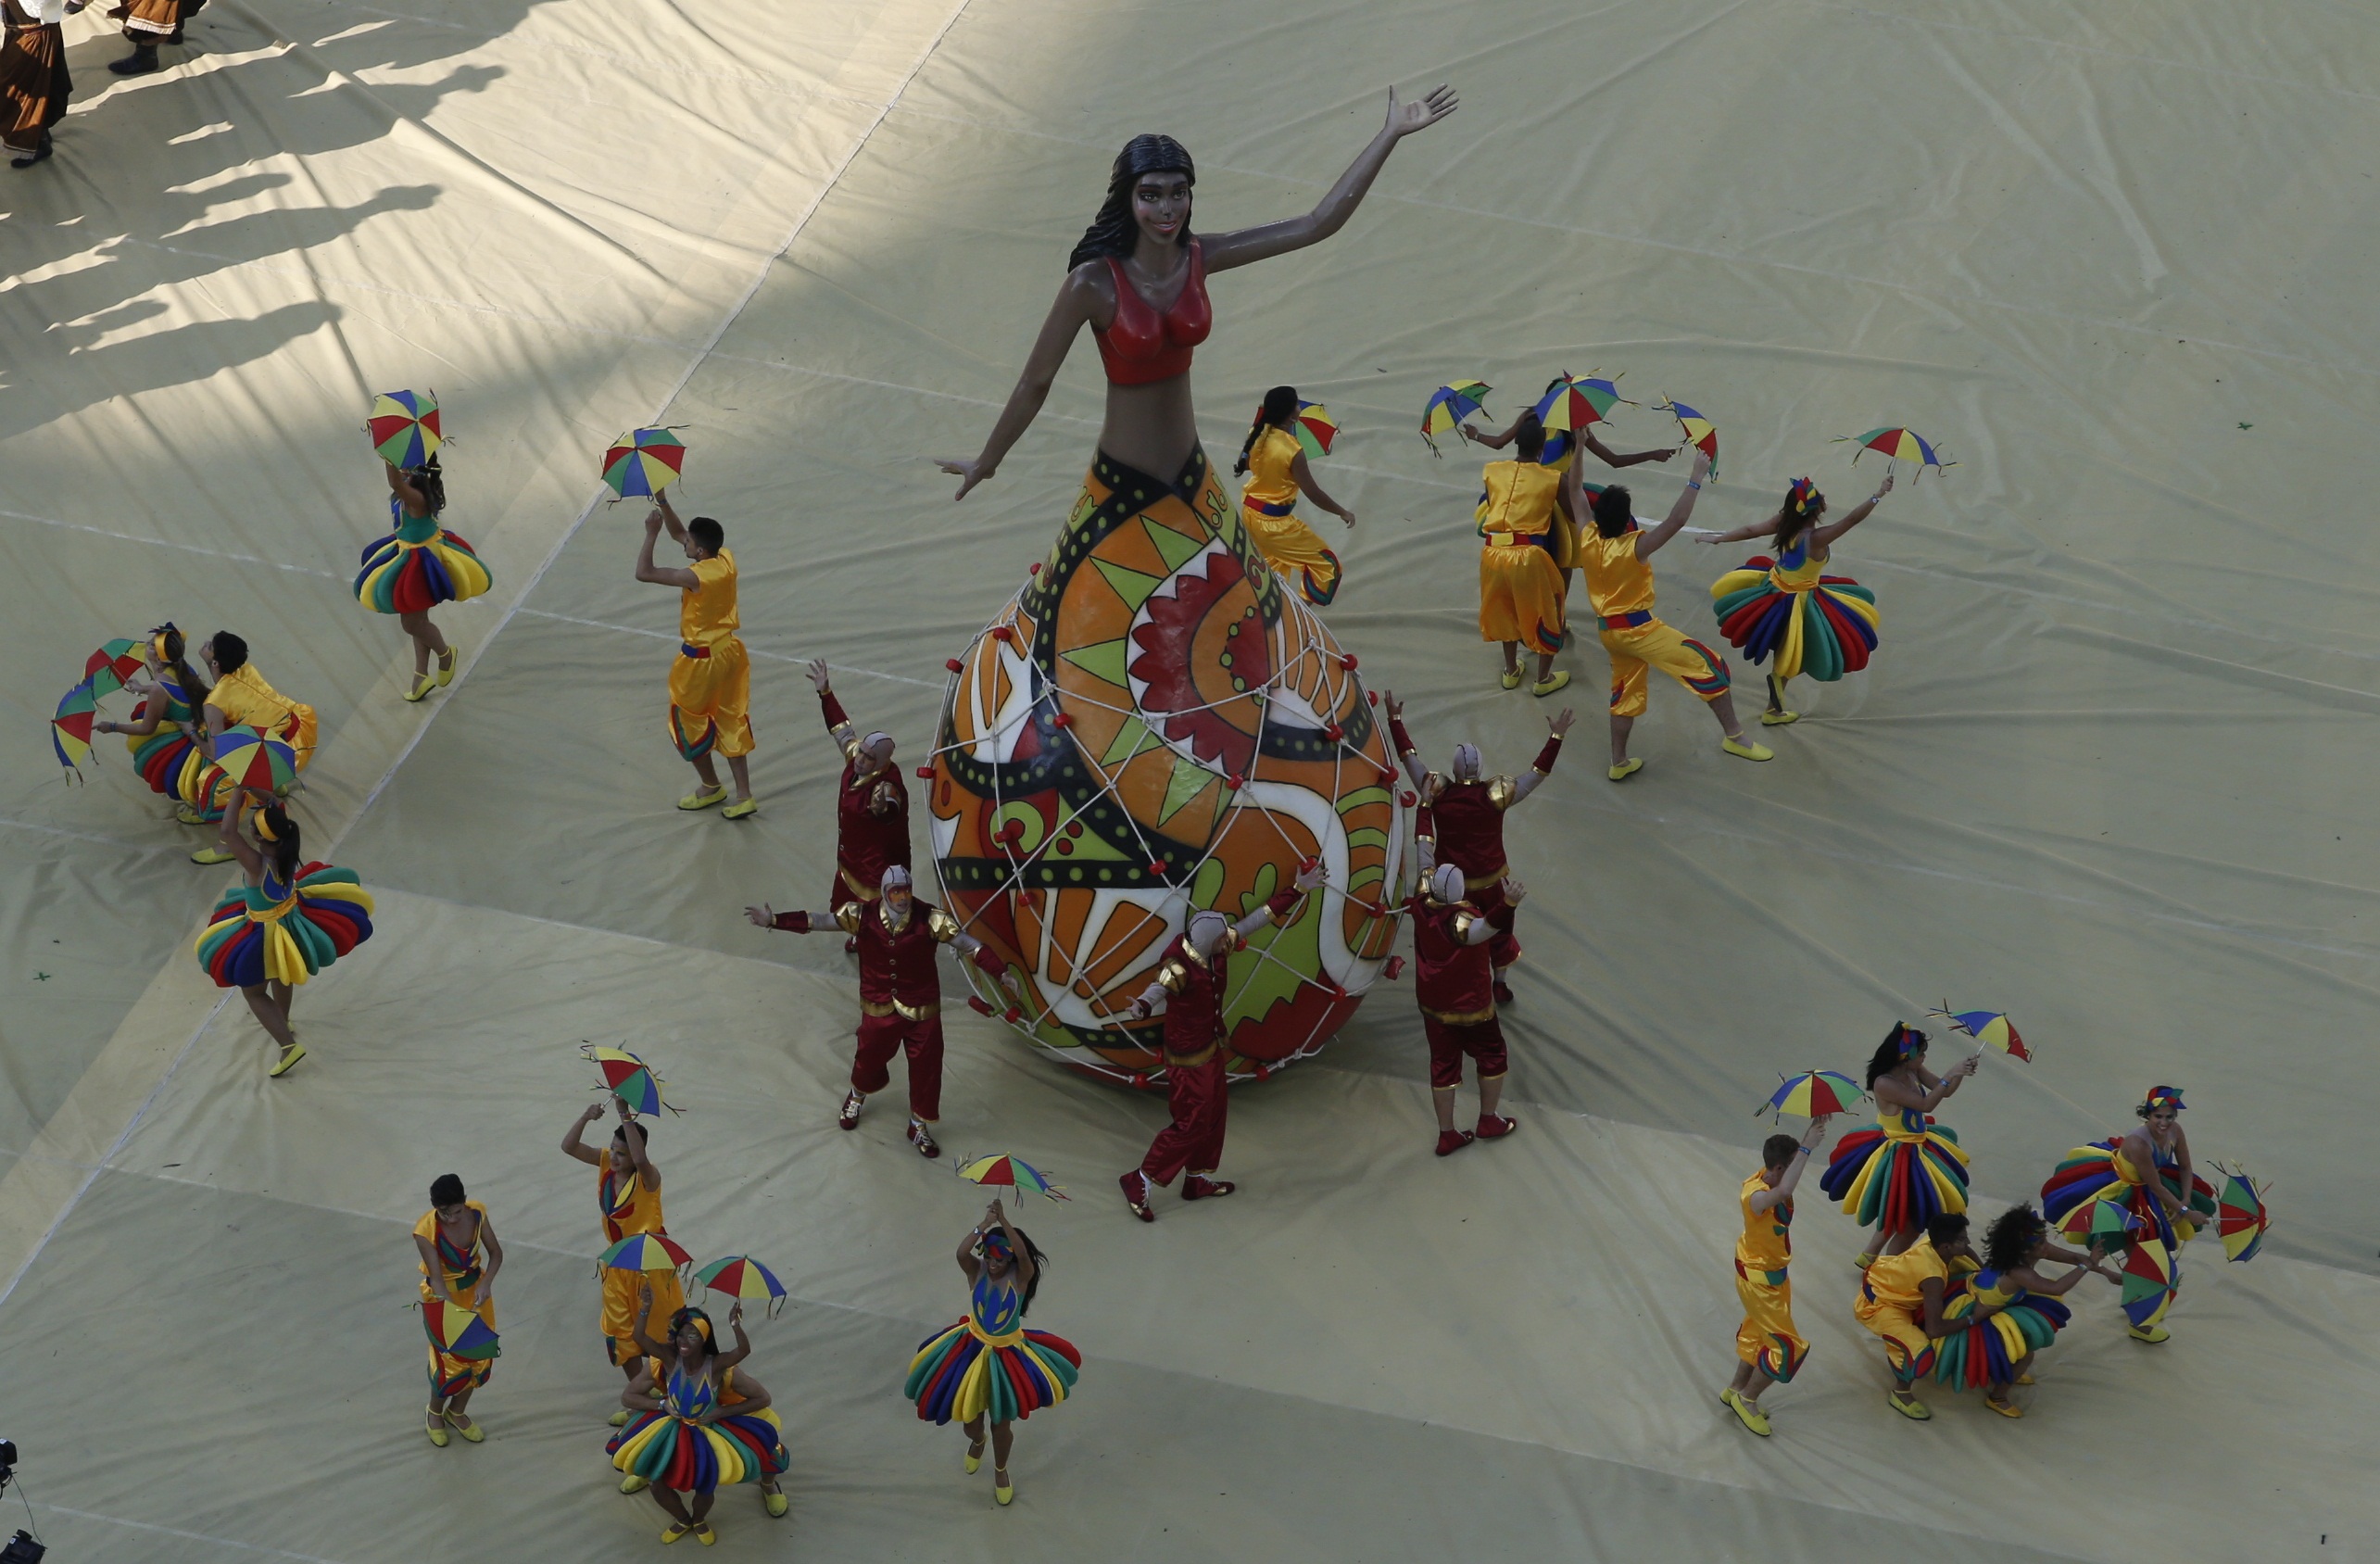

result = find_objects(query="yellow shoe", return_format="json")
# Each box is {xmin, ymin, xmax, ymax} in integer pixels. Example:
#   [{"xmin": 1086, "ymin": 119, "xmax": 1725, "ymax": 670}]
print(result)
[
  {"xmin": 1886, "ymin": 1389, "xmax": 1932, "ymax": 1421},
  {"xmin": 1985, "ymin": 1396, "xmax": 2022, "ymax": 1419},
  {"xmin": 994, "ymin": 1473, "xmax": 1014, "ymax": 1507},
  {"xmin": 2128, "ymin": 1324, "xmax": 2171, "ymax": 1344},
  {"xmin": 1760, "ymin": 709, "xmax": 1799, "ymax": 725},
  {"xmin": 450, "ymin": 1413, "xmax": 485, "ymax": 1444},
  {"xmin": 1607, "ymin": 757, "xmax": 1643, "ymax": 782},
  {"xmin": 609, "ymin": 1407, "xmax": 632, "ymax": 1428},
  {"xmin": 661, "ymin": 1523, "xmax": 691, "ymax": 1545},
  {"xmin": 1724, "ymin": 1389, "xmax": 1771, "ymax": 1437},
  {"xmin": 268, "ymin": 1043, "xmax": 307, "ymax": 1078},
  {"xmin": 693, "ymin": 1522, "xmax": 716, "ymax": 1546},
  {"xmin": 763, "ymin": 1488, "xmax": 788, "ymax": 1519},
  {"xmin": 1498, "ymin": 668, "xmax": 1523, "ymax": 690},
  {"xmin": 722, "ymin": 798, "xmax": 758, "ymax": 820},
  {"xmin": 1721, "ymin": 737, "xmax": 1774, "ymax": 763},
  {"xmin": 2014, "ymin": 1373, "xmax": 2035, "ymax": 1386},
  {"xmin": 190, "ymin": 846, "xmax": 236, "ymax": 865},
  {"xmin": 1530, "ymin": 670, "xmax": 1571, "ymax": 698},
  {"xmin": 424, "ymin": 1406, "xmax": 450, "ymax": 1447},
  {"xmin": 404, "ymin": 672, "xmax": 435, "ymax": 702},
  {"xmin": 621, "ymin": 1474, "xmax": 649, "ymax": 1495},
  {"xmin": 435, "ymin": 645, "xmax": 458, "ymax": 687},
  {"xmin": 964, "ymin": 1441, "xmax": 984, "ymax": 1475},
  {"xmin": 677, "ymin": 786, "xmax": 727, "ymax": 811},
  {"xmin": 175, "ymin": 803, "xmax": 205, "ymax": 826}
]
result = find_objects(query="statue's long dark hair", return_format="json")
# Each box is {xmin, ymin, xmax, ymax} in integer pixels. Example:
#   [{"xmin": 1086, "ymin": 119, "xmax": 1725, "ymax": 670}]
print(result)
[{"xmin": 1068, "ymin": 134, "xmax": 1195, "ymax": 271}]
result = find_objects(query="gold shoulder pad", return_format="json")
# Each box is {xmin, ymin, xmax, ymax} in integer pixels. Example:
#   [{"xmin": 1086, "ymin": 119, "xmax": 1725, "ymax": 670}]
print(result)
[
  {"xmin": 1156, "ymin": 957, "xmax": 1191, "ymax": 995},
  {"xmin": 1486, "ymin": 776, "xmax": 1519, "ymax": 810},
  {"xmin": 926, "ymin": 907, "xmax": 963, "ymax": 942},
  {"xmin": 834, "ymin": 902, "xmax": 865, "ymax": 935}
]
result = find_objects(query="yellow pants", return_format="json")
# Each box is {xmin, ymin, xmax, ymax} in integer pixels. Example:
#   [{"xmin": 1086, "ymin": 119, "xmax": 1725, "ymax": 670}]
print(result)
[
  {"xmin": 1597, "ymin": 616, "xmax": 1729, "ymax": 717},
  {"xmin": 1244, "ymin": 504, "xmax": 1341, "ymax": 606},
  {"xmin": 422, "ymin": 1278, "xmax": 496, "ymax": 1397},
  {"xmin": 1732, "ymin": 1264, "xmax": 1807, "ymax": 1382},
  {"xmin": 1852, "ymin": 1294, "xmax": 1936, "ymax": 1385},
  {"xmin": 668, "ymin": 637, "xmax": 753, "ymax": 761},
  {"xmin": 601, "ymin": 1266, "xmax": 686, "ymax": 1365},
  {"xmin": 1480, "ymin": 543, "xmax": 1566, "ymax": 655}
]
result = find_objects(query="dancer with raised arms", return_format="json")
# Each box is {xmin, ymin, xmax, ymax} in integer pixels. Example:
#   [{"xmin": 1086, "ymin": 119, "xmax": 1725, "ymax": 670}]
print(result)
[
  {"xmin": 611, "ymin": 1295, "xmax": 787, "ymax": 1545},
  {"xmin": 357, "ymin": 453, "xmax": 488, "ymax": 701},
  {"xmin": 748, "ymin": 864, "xmax": 1008, "ymax": 1157},
  {"xmin": 635, "ymin": 492, "xmax": 756, "ymax": 819},
  {"xmin": 1700, "ymin": 472, "xmax": 1889, "ymax": 725},
  {"xmin": 1234, "ymin": 385, "xmax": 1355, "ymax": 605},
  {"xmin": 1720, "ymin": 1116, "xmax": 1831, "ymax": 1437},
  {"xmin": 804, "ymin": 659, "xmax": 910, "ymax": 943},
  {"xmin": 1820, "ymin": 1022, "xmax": 1975, "ymax": 1269},
  {"xmin": 1470, "ymin": 410, "xmax": 1583, "ymax": 695},
  {"xmin": 562, "ymin": 1096, "xmax": 686, "ymax": 1415},
  {"xmin": 938, "ymin": 84, "xmax": 1457, "ymax": 504}
]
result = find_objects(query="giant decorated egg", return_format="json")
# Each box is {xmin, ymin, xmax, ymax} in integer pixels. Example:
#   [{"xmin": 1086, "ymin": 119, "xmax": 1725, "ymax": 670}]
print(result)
[{"xmin": 929, "ymin": 450, "xmax": 1408, "ymax": 1085}]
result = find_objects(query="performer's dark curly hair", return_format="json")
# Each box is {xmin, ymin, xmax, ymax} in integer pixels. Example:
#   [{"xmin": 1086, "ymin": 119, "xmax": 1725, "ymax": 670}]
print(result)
[
  {"xmin": 1235, "ymin": 385, "xmax": 1298, "ymax": 476},
  {"xmin": 407, "ymin": 453, "xmax": 447, "ymax": 517},
  {"xmin": 209, "ymin": 631, "xmax": 249, "ymax": 675},
  {"xmin": 1983, "ymin": 1205, "xmax": 2047, "ymax": 1273},
  {"xmin": 1863, "ymin": 1022, "xmax": 1928, "ymax": 1087},
  {"xmin": 1069, "ymin": 134, "xmax": 1194, "ymax": 271},
  {"xmin": 1924, "ymin": 1211, "xmax": 1969, "ymax": 1251},
  {"xmin": 1589, "ymin": 484, "xmax": 1633, "ymax": 540}
]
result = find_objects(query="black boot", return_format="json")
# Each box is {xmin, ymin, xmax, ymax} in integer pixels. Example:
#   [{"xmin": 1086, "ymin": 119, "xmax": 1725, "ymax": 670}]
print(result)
[
  {"xmin": 109, "ymin": 43, "xmax": 160, "ymax": 74},
  {"xmin": 9, "ymin": 132, "xmax": 53, "ymax": 170}
]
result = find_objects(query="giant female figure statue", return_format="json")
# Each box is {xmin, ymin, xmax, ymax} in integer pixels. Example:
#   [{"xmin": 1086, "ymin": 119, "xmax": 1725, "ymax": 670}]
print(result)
[{"xmin": 930, "ymin": 88, "xmax": 1457, "ymax": 1084}]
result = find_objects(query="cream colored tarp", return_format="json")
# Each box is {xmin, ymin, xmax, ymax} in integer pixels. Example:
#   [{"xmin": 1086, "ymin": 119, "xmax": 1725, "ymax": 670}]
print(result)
[{"xmin": 3, "ymin": 0, "xmax": 2377, "ymax": 1558}]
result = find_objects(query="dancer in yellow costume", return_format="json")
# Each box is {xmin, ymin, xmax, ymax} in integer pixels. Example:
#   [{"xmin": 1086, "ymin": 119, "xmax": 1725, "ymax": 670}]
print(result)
[
  {"xmin": 1475, "ymin": 410, "xmax": 1581, "ymax": 697},
  {"xmin": 616, "ymin": 1296, "xmax": 790, "ymax": 1518},
  {"xmin": 413, "ymin": 1172, "xmax": 504, "ymax": 1446},
  {"xmin": 611, "ymin": 1295, "xmax": 787, "ymax": 1544},
  {"xmin": 1699, "ymin": 471, "xmax": 1890, "ymax": 725},
  {"xmin": 1820, "ymin": 1022, "xmax": 1976, "ymax": 1267},
  {"xmin": 1852, "ymin": 1212, "xmax": 1975, "ymax": 1421},
  {"xmin": 635, "ymin": 491, "xmax": 756, "ymax": 818},
  {"xmin": 1721, "ymin": 1116, "xmax": 1832, "ymax": 1437},
  {"xmin": 189, "ymin": 630, "xmax": 317, "ymax": 865},
  {"xmin": 561, "ymin": 1097, "xmax": 686, "ymax": 1414},
  {"xmin": 1572, "ymin": 451, "xmax": 1769, "ymax": 780},
  {"xmin": 1233, "ymin": 385, "xmax": 1356, "ymax": 605}
]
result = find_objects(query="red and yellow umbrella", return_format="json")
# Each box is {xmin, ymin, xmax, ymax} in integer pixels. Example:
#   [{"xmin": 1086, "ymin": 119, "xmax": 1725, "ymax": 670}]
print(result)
[
  {"xmin": 422, "ymin": 1296, "xmax": 500, "ymax": 1360},
  {"xmin": 369, "ymin": 389, "xmax": 442, "ymax": 469},
  {"xmin": 601, "ymin": 428, "xmax": 687, "ymax": 498},
  {"xmin": 198, "ymin": 726, "xmax": 299, "ymax": 799},
  {"xmin": 1291, "ymin": 401, "xmax": 1339, "ymax": 460}
]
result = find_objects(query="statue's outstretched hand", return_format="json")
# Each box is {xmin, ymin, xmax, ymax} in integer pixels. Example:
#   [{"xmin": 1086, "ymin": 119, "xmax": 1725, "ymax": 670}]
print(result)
[{"xmin": 1387, "ymin": 84, "xmax": 1459, "ymax": 138}]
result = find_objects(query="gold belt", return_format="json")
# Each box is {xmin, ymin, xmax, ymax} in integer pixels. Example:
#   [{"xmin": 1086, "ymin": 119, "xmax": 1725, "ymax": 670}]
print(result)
[
  {"xmin": 862, "ymin": 999, "xmax": 939, "ymax": 1022},
  {"xmin": 1422, "ymin": 1003, "xmax": 1498, "ymax": 1027},
  {"xmin": 1164, "ymin": 1042, "xmax": 1218, "ymax": 1070}
]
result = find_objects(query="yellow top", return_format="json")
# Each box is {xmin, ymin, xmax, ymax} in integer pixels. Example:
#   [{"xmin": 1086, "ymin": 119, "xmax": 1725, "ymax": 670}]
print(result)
[
  {"xmin": 413, "ymin": 1199, "xmax": 489, "ymax": 1283},
  {"xmin": 1241, "ymin": 426, "xmax": 1301, "ymax": 511},
  {"xmin": 599, "ymin": 1164, "xmax": 668, "ymax": 1242},
  {"xmin": 1863, "ymin": 1238, "xmax": 1947, "ymax": 1310},
  {"xmin": 1735, "ymin": 1171, "xmax": 1791, "ymax": 1274},
  {"xmin": 206, "ymin": 662, "xmax": 304, "ymax": 733},
  {"xmin": 1475, "ymin": 460, "xmax": 1561, "ymax": 543},
  {"xmin": 679, "ymin": 549, "xmax": 740, "ymax": 648},
  {"xmin": 1576, "ymin": 529, "xmax": 1656, "ymax": 619}
]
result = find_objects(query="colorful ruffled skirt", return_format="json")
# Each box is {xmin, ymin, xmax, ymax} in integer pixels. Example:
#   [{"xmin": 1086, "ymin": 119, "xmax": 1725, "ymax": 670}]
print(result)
[
  {"xmin": 905, "ymin": 1317, "xmax": 1081, "ymax": 1426},
  {"xmin": 609, "ymin": 1409, "xmax": 787, "ymax": 1492},
  {"xmin": 1710, "ymin": 559, "xmax": 1878, "ymax": 681},
  {"xmin": 1932, "ymin": 1290, "xmax": 2069, "ymax": 1391},
  {"xmin": 2040, "ymin": 1140, "xmax": 2215, "ymax": 1246},
  {"xmin": 1820, "ymin": 1119, "xmax": 1969, "ymax": 1232},
  {"xmin": 195, "ymin": 864, "xmax": 375, "ymax": 989},
  {"xmin": 356, "ymin": 522, "xmax": 492, "ymax": 614},
  {"xmin": 129, "ymin": 725, "xmax": 197, "ymax": 797}
]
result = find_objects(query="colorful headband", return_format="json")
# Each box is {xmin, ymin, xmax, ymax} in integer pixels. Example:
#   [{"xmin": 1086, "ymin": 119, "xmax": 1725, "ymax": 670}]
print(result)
[
  {"xmin": 2143, "ymin": 1085, "xmax": 2186, "ymax": 1112},
  {"xmin": 981, "ymin": 1228, "xmax": 1013, "ymax": 1259},
  {"xmin": 1786, "ymin": 477, "xmax": 1820, "ymax": 513},
  {"xmin": 254, "ymin": 811, "xmax": 281, "ymax": 842},
  {"xmin": 669, "ymin": 1306, "xmax": 714, "ymax": 1342},
  {"xmin": 1891, "ymin": 1022, "xmax": 1925, "ymax": 1059}
]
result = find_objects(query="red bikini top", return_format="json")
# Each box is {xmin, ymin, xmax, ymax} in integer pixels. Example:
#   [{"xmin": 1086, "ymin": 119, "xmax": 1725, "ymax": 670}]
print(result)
[{"xmin": 1093, "ymin": 242, "xmax": 1211, "ymax": 385}]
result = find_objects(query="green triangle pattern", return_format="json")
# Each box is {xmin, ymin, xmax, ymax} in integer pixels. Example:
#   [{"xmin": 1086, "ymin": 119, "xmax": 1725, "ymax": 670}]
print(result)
[
  {"xmin": 1100, "ymin": 713, "xmax": 1160, "ymax": 767},
  {"xmin": 1141, "ymin": 516, "xmax": 1204, "ymax": 574},
  {"xmin": 1059, "ymin": 637, "xmax": 1130, "ymax": 687},
  {"xmin": 1158, "ymin": 756, "xmax": 1218, "ymax": 826},
  {"xmin": 1092, "ymin": 559, "xmax": 1165, "ymax": 613}
]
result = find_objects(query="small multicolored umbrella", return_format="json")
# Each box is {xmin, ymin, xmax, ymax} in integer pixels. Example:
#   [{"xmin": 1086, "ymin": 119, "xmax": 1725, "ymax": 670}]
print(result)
[
  {"xmin": 2058, "ymin": 1194, "xmax": 2141, "ymax": 1252},
  {"xmin": 200, "ymin": 726, "xmax": 299, "ymax": 798},
  {"xmin": 2118, "ymin": 1232, "xmax": 2177, "ymax": 1329},
  {"xmin": 600, "ymin": 427, "xmax": 687, "ymax": 498},
  {"xmin": 1291, "ymin": 400, "xmax": 1339, "ymax": 460},
  {"xmin": 1835, "ymin": 426, "xmax": 1954, "ymax": 481},
  {"xmin": 694, "ymin": 1255, "xmax": 789, "ymax": 1318},
  {"xmin": 1532, "ymin": 372, "xmax": 1632, "ymax": 435},
  {"xmin": 1756, "ymin": 1069, "xmax": 1864, "ymax": 1120},
  {"xmin": 51, "ymin": 679, "xmax": 98, "ymax": 777},
  {"xmin": 1928, "ymin": 1004, "xmax": 2033, "ymax": 1062},
  {"xmin": 82, "ymin": 637, "xmax": 145, "ymax": 700},
  {"xmin": 953, "ymin": 1154, "xmax": 1070, "ymax": 1203},
  {"xmin": 421, "ymin": 1296, "xmax": 501, "ymax": 1360},
  {"xmin": 2213, "ymin": 1164, "xmax": 2271, "ymax": 1263},
  {"xmin": 600, "ymin": 1232, "xmax": 694, "ymax": 1275},
  {"xmin": 581, "ymin": 1043, "xmax": 679, "ymax": 1117},
  {"xmin": 1419, "ymin": 381, "xmax": 1492, "ymax": 455},
  {"xmin": 1655, "ymin": 397, "xmax": 1719, "ymax": 476},
  {"xmin": 369, "ymin": 389, "xmax": 442, "ymax": 469}
]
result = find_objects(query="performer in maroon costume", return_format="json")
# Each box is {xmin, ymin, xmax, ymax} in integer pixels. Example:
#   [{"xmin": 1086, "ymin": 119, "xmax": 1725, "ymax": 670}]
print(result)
[
  {"xmin": 805, "ymin": 660, "xmax": 910, "ymax": 948},
  {"xmin": 1382, "ymin": 696, "xmax": 1571, "ymax": 1004},
  {"xmin": 1114, "ymin": 863, "xmax": 1327, "ymax": 1222},
  {"xmin": 1408, "ymin": 861, "xmax": 1523, "ymax": 1156},
  {"xmin": 748, "ymin": 865, "xmax": 1004, "ymax": 1157}
]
